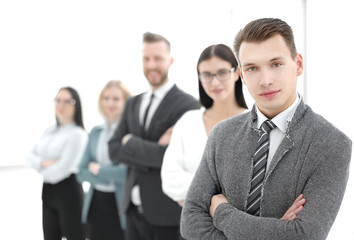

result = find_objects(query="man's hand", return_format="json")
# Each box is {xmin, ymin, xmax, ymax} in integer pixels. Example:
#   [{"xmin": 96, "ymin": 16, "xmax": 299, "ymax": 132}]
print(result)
[
  {"xmin": 122, "ymin": 133, "xmax": 133, "ymax": 145},
  {"xmin": 158, "ymin": 126, "xmax": 174, "ymax": 146},
  {"xmin": 89, "ymin": 162, "xmax": 101, "ymax": 175},
  {"xmin": 281, "ymin": 194, "xmax": 306, "ymax": 221},
  {"xmin": 210, "ymin": 194, "xmax": 228, "ymax": 218}
]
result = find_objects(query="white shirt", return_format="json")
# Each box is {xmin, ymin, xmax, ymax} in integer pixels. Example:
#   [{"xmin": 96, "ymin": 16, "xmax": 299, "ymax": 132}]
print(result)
[
  {"xmin": 139, "ymin": 80, "xmax": 175, "ymax": 130},
  {"xmin": 27, "ymin": 123, "xmax": 88, "ymax": 184},
  {"xmin": 161, "ymin": 109, "xmax": 208, "ymax": 201},
  {"xmin": 94, "ymin": 120, "xmax": 119, "ymax": 192},
  {"xmin": 256, "ymin": 94, "xmax": 301, "ymax": 171},
  {"xmin": 132, "ymin": 80, "xmax": 175, "ymax": 206}
]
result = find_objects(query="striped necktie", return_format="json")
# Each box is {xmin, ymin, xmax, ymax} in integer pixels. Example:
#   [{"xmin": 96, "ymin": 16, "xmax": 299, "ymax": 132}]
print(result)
[{"xmin": 246, "ymin": 120, "xmax": 275, "ymax": 216}]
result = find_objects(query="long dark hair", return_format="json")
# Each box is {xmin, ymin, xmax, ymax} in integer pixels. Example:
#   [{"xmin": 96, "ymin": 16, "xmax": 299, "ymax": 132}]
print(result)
[
  {"xmin": 197, "ymin": 44, "xmax": 248, "ymax": 109},
  {"xmin": 56, "ymin": 87, "xmax": 85, "ymax": 129}
]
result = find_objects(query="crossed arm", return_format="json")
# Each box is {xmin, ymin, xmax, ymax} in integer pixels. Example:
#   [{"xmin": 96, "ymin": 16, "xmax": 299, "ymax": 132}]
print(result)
[
  {"xmin": 109, "ymin": 115, "xmax": 174, "ymax": 170},
  {"xmin": 181, "ymin": 129, "xmax": 351, "ymax": 240},
  {"xmin": 210, "ymin": 193, "xmax": 306, "ymax": 220}
]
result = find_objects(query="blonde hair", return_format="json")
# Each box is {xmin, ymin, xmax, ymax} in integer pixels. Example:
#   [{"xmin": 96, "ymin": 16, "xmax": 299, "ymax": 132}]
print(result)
[{"xmin": 98, "ymin": 80, "xmax": 131, "ymax": 118}]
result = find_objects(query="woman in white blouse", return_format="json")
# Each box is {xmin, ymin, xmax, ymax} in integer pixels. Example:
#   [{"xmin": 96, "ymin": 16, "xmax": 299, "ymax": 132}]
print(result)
[
  {"xmin": 161, "ymin": 44, "xmax": 248, "ymax": 206},
  {"xmin": 76, "ymin": 80, "xmax": 131, "ymax": 240},
  {"xmin": 27, "ymin": 87, "xmax": 88, "ymax": 240}
]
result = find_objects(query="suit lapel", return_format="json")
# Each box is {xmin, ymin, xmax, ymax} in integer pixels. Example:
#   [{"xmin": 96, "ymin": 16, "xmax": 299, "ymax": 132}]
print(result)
[
  {"xmin": 146, "ymin": 85, "xmax": 177, "ymax": 134},
  {"xmin": 265, "ymin": 135, "xmax": 294, "ymax": 180},
  {"xmin": 265, "ymin": 100, "xmax": 308, "ymax": 179},
  {"xmin": 134, "ymin": 94, "xmax": 144, "ymax": 136},
  {"xmin": 91, "ymin": 127, "xmax": 102, "ymax": 161}
]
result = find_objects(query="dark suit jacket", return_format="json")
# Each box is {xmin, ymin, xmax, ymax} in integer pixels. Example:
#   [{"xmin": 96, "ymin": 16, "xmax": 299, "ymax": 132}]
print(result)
[{"xmin": 109, "ymin": 84, "xmax": 200, "ymax": 226}]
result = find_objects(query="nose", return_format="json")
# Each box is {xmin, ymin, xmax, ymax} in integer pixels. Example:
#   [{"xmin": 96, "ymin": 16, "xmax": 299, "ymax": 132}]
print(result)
[
  {"xmin": 209, "ymin": 74, "xmax": 220, "ymax": 85},
  {"xmin": 145, "ymin": 59, "xmax": 157, "ymax": 69},
  {"xmin": 259, "ymin": 69, "xmax": 273, "ymax": 87}
]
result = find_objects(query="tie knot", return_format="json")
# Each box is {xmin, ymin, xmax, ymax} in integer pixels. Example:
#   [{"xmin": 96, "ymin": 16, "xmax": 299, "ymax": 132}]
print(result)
[{"xmin": 261, "ymin": 120, "xmax": 275, "ymax": 134}]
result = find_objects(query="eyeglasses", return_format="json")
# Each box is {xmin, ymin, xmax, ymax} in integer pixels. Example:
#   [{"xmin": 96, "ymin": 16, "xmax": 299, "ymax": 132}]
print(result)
[
  {"xmin": 199, "ymin": 68, "xmax": 235, "ymax": 83},
  {"xmin": 54, "ymin": 98, "xmax": 76, "ymax": 106}
]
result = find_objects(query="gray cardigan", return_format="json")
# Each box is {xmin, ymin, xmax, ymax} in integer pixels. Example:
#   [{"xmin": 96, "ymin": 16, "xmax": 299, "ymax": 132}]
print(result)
[{"xmin": 181, "ymin": 100, "xmax": 352, "ymax": 240}]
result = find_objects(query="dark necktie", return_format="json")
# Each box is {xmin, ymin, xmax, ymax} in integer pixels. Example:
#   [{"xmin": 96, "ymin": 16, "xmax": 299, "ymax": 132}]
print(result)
[
  {"xmin": 142, "ymin": 93, "xmax": 154, "ymax": 135},
  {"xmin": 246, "ymin": 120, "xmax": 275, "ymax": 216}
]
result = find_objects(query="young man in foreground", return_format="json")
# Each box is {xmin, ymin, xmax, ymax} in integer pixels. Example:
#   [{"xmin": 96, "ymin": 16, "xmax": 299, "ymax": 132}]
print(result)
[{"xmin": 181, "ymin": 18, "xmax": 352, "ymax": 240}]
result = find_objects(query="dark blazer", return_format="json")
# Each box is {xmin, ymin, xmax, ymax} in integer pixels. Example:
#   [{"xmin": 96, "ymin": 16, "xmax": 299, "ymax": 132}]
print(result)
[{"xmin": 109, "ymin": 84, "xmax": 200, "ymax": 226}]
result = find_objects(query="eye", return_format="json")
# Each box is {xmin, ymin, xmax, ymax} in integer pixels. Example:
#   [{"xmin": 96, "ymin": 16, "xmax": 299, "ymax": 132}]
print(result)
[
  {"xmin": 113, "ymin": 97, "xmax": 120, "ymax": 102},
  {"xmin": 273, "ymin": 63, "xmax": 281, "ymax": 68},
  {"xmin": 155, "ymin": 56, "xmax": 163, "ymax": 62},
  {"xmin": 247, "ymin": 67, "xmax": 256, "ymax": 72},
  {"xmin": 202, "ymin": 72, "xmax": 212, "ymax": 78},
  {"xmin": 218, "ymin": 69, "xmax": 228, "ymax": 76}
]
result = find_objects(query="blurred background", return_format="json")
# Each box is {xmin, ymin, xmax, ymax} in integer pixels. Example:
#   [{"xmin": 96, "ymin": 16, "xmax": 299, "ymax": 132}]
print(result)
[{"xmin": 0, "ymin": 0, "xmax": 353, "ymax": 239}]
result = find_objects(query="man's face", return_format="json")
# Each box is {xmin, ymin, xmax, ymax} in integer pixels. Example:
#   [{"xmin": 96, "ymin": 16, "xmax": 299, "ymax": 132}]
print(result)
[
  {"xmin": 239, "ymin": 34, "xmax": 303, "ymax": 118},
  {"xmin": 142, "ymin": 41, "xmax": 173, "ymax": 90}
]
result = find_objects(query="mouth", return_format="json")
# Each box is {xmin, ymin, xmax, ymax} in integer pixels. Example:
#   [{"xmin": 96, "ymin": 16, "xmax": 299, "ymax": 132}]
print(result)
[
  {"xmin": 212, "ymin": 89, "xmax": 223, "ymax": 94},
  {"xmin": 147, "ymin": 70, "xmax": 160, "ymax": 78},
  {"xmin": 260, "ymin": 90, "xmax": 280, "ymax": 98}
]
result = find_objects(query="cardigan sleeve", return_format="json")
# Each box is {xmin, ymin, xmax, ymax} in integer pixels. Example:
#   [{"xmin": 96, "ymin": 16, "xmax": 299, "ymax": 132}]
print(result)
[
  {"xmin": 181, "ymin": 131, "xmax": 227, "ymax": 239},
  {"xmin": 77, "ymin": 126, "xmax": 127, "ymax": 185}
]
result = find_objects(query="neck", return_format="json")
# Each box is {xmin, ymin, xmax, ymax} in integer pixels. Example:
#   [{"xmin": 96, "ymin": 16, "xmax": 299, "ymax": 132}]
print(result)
[
  {"xmin": 107, "ymin": 116, "xmax": 120, "ymax": 126},
  {"xmin": 151, "ymin": 78, "xmax": 169, "ymax": 91},
  {"xmin": 207, "ymin": 98, "xmax": 244, "ymax": 121},
  {"xmin": 59, "ymin": 118, "xmax": 73, "ymax": 126}
]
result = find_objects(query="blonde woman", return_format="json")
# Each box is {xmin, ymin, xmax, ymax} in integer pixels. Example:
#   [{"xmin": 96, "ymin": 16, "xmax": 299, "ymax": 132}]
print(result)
[{"xmin": 77, "ymin": 80, "xmax": 131, "ymax": 240}]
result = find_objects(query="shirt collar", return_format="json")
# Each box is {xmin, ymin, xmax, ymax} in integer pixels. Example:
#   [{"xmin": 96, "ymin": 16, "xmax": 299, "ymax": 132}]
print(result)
[
  {"xmin": 145, "ymin": 80, "xmax": 174, "ymax": 101},
  {"xmin": 58, "ymin": 122, "xmax": 76, "ymax": 129},
  {"xmin": 256, "ymin": 94, "xmax": 301, "ymax": 133},
  {"xmin": 103, "ymin": 119, "xmax": 120, "ymax": 132}
]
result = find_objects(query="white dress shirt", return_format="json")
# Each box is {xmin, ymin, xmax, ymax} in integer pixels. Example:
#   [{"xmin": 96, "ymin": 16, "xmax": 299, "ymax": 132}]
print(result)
[
  {"xmin": 161, "ymin": 108, "xmax": 208, "ymax": 201},
  {"xmin": 131, "ymin": 80, "xmax": 175, "ymax": 206},
  {"xmin": 27, "ymin": 122, "xmax": 88, "ymax": 184},
  {"xmin": 256, "ymin": 94, "xmax": 301, "ymax": 171}
]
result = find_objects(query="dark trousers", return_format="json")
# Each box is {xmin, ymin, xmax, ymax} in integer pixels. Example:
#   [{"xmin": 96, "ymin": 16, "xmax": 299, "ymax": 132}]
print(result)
[
  {"xmin": 87, "ymin": 190, "xmax": 124, "ymax": 240},
  {"xmin": 125, "ymin": 204, "xmax": 180, "ymax": 240},
  {"xmin": 42, "ymin": 174, "xmax": 84, "ymax": 240}
]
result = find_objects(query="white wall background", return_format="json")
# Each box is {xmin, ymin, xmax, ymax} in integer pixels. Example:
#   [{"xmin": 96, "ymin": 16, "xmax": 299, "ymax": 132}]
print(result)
[{"xmin": 0, "ymin": 0, "xmax": 353, "ymax": 239}]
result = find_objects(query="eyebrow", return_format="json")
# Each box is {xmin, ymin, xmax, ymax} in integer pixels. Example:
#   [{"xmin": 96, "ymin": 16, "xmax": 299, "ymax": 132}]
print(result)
[
  {"xmin": 241, "ymin": 56, "xmax": 286, "ymax": 68},
  {"xmin": 269, "ymin": 56, "xmax": 286, "ymax": 62}
]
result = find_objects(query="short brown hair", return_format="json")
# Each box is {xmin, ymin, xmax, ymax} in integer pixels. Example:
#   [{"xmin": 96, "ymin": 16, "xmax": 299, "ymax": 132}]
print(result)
[
  {"xmin": 143, "ymin": 32, "xmax": 171, "ymax": 52},
  {"xmin": 234, "ymin": 18, "xmax": 297, "ymax": 64},
  {"xmin": 98, "ymin": 80, "xmax": 131, "ymax": 118}
]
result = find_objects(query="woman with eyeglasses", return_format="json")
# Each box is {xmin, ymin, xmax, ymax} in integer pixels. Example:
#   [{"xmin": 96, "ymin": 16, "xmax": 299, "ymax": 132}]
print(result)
[
  {"xmin": 76, "ymin": 80, "xmax": 131, "ymax": 240},
  {"xmin": 27, "ymin": 87, "xmax": 87, "ymax": 240},
  {"xmin": 161, "ymin": 44, "xmax": 248, "ymax": 208}
]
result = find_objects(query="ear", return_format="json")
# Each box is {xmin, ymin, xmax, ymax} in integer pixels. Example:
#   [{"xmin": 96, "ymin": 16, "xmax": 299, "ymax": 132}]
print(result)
[
  {"xmin": 238, "ymin": 66, "xmax": 246, "ymax": 85},
  {"xmin": 169, "ymin": 57, "xmax": 174, "ymax": 66},
  {"xmin": 234, "ymin": 67, "xmax": 240, "ymax": 82},
  {"xmin": 295, "ymin": 53, "xmax": 303, "ymax": 76}
]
